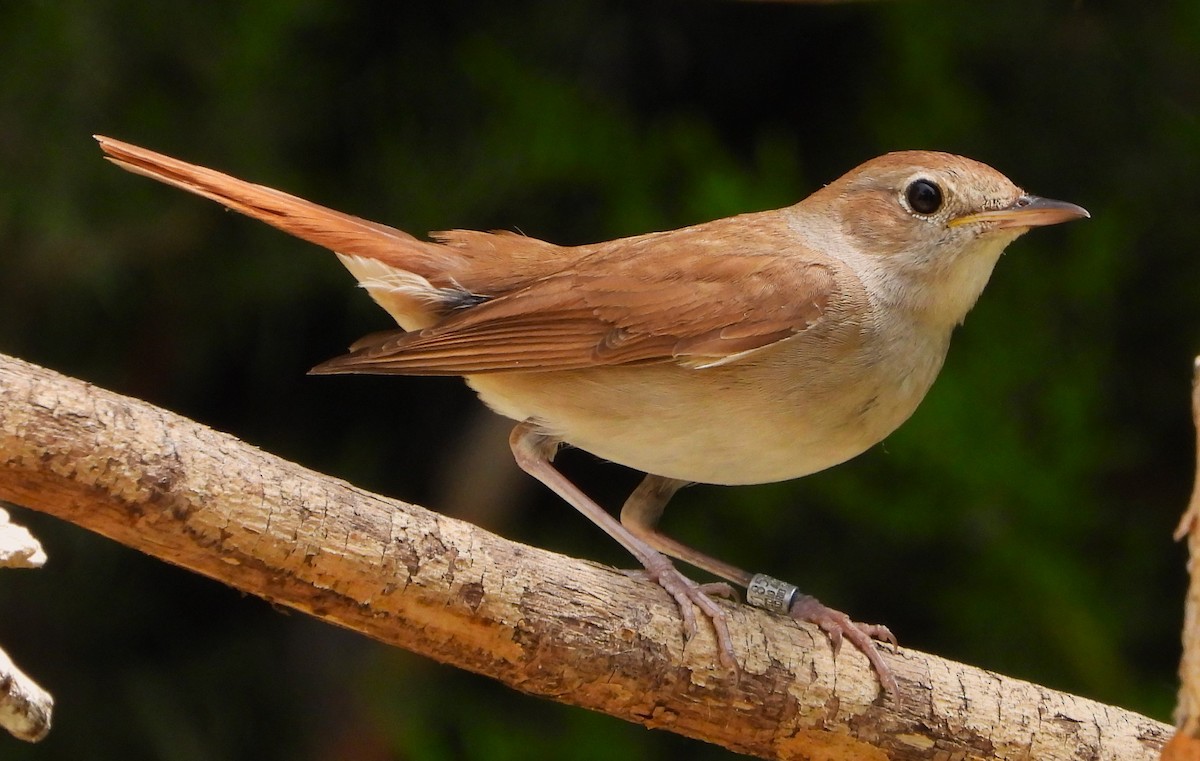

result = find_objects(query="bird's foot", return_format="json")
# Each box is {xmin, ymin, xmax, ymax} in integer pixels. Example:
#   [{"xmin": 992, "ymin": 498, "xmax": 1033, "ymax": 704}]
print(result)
[
  {"xmin": 745, "ymin": 573, "xmax": 896, "ymax": 693},
  {"xmin": 622, "ymin": 568, "xmax": 739, "ymax": 601},
  {"xmin": 628, "ymin": 558, "xmax": 740, "ymax": 674},
  {"xmin": 789, "ymin": 593, "xmax": 898, "ymax": 694}
]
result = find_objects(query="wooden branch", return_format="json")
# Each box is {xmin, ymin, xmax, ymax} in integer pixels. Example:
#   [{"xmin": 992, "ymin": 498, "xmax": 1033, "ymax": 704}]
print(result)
[
  {"xmin": 0, "ymin": 644, "xmax": 52, "ymax": 743},
  {"xmin": 0, "ymin": 352, "xmax": 1170, "ymax": 759},
  {"xmin": 0, "ymin": 507, "xmax": 53, "ymax": 742},
  {"xmin": 0, "ymin": 507, "xmax": 46, "ymax": 569},
  {"xmin": 1164, "ymin": 358, "xmax": 1200, "ymax": 760}
]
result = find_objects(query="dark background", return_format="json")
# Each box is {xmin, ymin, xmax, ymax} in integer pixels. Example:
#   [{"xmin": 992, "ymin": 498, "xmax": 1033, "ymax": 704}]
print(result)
[{"xmin": 1, "ymin": 1, "xmax": 1196, "ymax": 759}]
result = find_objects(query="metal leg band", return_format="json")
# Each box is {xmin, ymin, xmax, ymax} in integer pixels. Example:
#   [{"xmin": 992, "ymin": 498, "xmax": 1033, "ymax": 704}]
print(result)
[{"xmin": 746, "ymin": 573, "xmax": 799, "ymax": 614}]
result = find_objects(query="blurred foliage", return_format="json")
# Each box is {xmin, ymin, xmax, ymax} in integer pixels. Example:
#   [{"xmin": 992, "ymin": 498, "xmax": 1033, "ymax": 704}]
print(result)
[{"xmin": 0, "ymin": 0, "xmax": 1197, "ymax": 758}]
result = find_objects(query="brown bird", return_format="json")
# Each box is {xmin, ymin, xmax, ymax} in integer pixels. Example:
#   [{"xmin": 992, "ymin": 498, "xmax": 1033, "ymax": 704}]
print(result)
[{"xmin": 96, "ymin": 135, "xmax": 1088, "ymax": 693}]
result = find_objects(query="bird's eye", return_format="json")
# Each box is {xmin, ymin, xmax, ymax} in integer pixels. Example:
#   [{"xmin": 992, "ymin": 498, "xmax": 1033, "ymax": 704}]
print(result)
[{"xmin": 905, "ymin": 179, "xmax": 943, "ymax": 215}]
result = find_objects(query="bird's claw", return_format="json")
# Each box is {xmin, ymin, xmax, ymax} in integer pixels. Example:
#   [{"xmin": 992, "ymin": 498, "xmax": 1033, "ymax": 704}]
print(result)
[
  {"xmin": 631, "ymin": 562, "xmax": 740, "ymax": 675},
  {"xmin": 789, "ymin": 594, "xmax": 898, "ymax": 694}
]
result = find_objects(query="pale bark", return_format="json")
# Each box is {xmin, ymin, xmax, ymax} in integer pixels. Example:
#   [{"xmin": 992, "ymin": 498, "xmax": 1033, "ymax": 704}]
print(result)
[
  {"xmin": 0, "ymin": 645, "xmax": 52, "ymax": 743},
  {"xmin": 0, "ymin": 507, "xmax": 46, "ymax": 569},
  {"xmin": 0, "ymin": 352, "xmax": 1171, "ymax": 759},
  {"xmin": 0, "ymin": 507, "xmax": 52, "ymax": 742},
  {"xmin": 1164, "ymin": 358, "xmax": 1200, "ymax": 760}
]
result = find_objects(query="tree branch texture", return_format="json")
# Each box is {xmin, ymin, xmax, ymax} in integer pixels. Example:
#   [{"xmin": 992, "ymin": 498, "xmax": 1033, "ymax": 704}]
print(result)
[
  {"xmin": 0, "ymin": 352, "xmax": 1170, "ymax": 759},
  {"xmin": 0, "ymin": 642, "xmax": 52, "ymax": 744},
  {"xmin": 0, "ymin": 507, "xmax": 52, "ymax": 742},
  {"xmin": 1162, "ymin": 358, "xmax": 1200, "ymax": 761}
]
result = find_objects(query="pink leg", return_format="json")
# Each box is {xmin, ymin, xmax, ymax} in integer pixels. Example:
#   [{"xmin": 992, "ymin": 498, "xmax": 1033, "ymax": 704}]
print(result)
[
  {"xmin": 509, "ymin": 423, "xmax": 738, "ymax": 672},
  {"xmin": 621, "ymin": 473, "xmax": 898, "ymax": 694}
]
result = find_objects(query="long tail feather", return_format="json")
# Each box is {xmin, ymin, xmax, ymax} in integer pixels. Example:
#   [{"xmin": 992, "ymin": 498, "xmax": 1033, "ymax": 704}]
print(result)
[{"xmin": 95, "ymin": 135, "xmax": 428, "ymax": 267}]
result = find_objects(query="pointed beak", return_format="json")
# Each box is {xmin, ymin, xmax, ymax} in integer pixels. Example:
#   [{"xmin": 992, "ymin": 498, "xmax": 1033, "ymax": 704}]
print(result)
[{"xmin": 949, "ymin": 195, "xmax": 1091, "ymax": 230}]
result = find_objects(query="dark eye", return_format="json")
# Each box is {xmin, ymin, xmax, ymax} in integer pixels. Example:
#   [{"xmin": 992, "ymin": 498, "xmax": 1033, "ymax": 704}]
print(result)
[{"xmin": 905, "ymin": 179, "xmax": 943, "ymax": 215}]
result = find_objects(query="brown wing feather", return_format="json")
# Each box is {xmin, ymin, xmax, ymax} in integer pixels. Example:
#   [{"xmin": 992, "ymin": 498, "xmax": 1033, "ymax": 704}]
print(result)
[
  {"xmin": 95, "ymin": 137, "xmax": 834, "ymax": 375},
  {"xmin": 312, "ymin": 217, "xmax": 837, "ymax": 376}
]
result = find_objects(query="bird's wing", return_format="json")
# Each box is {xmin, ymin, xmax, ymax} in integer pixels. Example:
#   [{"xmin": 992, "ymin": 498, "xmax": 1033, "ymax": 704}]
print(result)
[{"xmin": 312, "ymin": 219, "xmax": 839, "ymax": 375}]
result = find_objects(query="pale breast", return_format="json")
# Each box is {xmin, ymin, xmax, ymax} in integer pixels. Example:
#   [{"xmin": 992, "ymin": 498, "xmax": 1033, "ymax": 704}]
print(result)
[{"xmin": 466, "ymin": 315, "xmax": 950, "ymax": 486}]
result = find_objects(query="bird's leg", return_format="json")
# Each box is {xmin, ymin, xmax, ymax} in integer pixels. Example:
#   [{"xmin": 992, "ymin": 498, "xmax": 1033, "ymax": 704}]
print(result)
[
  {"xmin": 619, "ymin": 475, "xmax": 752, "ymax": 587},
  {"xmin": 620, "ymin": 474, "xmax": 898, "ymax": 694},
  {"xmin": 508, "ymin": 423, "xmax": 738, "ymax": 672},
  {"xmin": 784, "ymin": 594, "xmax": 897, "ymax": 692}
]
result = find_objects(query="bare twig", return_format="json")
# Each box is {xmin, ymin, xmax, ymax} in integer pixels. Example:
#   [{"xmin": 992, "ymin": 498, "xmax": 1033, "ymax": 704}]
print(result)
[
  {"xmin": 0, "ymin": 507, "xmax": 52, "ymax": 742},
  {"xmin": 0, "ymin": 507, "xmax": 46, "ymax": 569},
  {"xmin": 1164, "ymin": 358, "xmax": 1200, "ymax": 760},
  {"xmin": 0, "ymin": 352, "xmax": 1170, "ymax": 759},
  {"xmin": 0, "ymin": 645, "xmax": 53, "ymax": 743}
]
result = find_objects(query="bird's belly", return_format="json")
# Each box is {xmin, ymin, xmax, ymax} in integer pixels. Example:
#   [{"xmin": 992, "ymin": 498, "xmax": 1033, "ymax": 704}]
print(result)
[{"xmin": 467, "ymin": 346, "xmax": 941, "ymax": 485}]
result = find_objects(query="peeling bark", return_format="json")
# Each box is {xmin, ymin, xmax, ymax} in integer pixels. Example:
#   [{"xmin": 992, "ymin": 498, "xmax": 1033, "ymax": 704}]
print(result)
[
  {"xmin": 0, "ymin": 507, "xmax": 46, "ymax": 569},
  {"xmin": 0, "ymin": 645, "xmax": 53, "ymax": 743},
  {"xmin": 0, "ymin": 352, "xmax": 1170, "ymax": 759},
  {"xmin": 0, "ymin": 507, "xmax": 52, "ymax": 742}
]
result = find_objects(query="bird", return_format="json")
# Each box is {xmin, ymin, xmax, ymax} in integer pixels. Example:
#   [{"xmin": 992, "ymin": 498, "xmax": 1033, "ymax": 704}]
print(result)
[{"xmin": 95, "ymin": 135, "xmax": 1089, "ymax": 694}]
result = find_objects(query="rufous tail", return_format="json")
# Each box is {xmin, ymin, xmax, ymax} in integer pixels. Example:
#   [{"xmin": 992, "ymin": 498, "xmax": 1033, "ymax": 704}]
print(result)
[{"xmin": 94, "ymin": 136, "xmax": 435, "ymax": 269}]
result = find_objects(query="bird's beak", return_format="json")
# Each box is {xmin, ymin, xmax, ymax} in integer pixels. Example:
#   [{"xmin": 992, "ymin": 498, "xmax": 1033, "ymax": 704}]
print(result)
[{"xmin": 949, "ymin": 195, "xmax": 1090, "ymax": 230}]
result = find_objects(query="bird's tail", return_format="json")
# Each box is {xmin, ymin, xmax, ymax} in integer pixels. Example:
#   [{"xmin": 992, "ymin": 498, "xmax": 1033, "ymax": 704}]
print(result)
[{"xmin": 95, "ymin": 135, "xmax": 467, "ymax": 329}]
